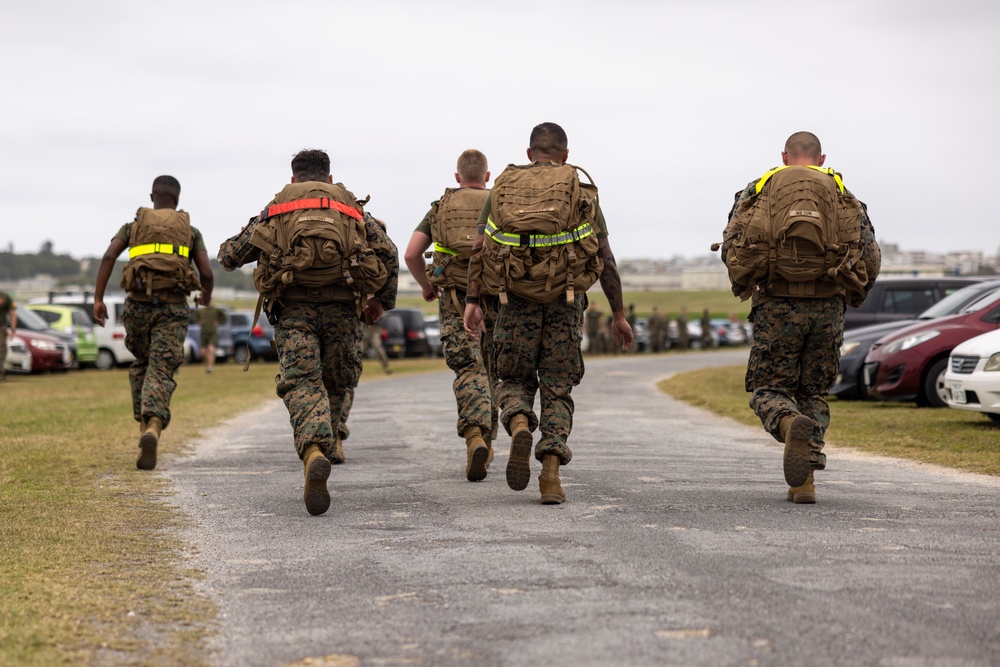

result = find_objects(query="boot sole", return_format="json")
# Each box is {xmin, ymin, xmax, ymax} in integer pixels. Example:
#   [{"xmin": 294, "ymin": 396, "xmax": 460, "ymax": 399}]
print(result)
[
  {"xmin": 783, "ymin": 416, "xmax": 813, "ymax": 488},
  {"xmin": 506, "ymin": 430, "xmax": 533, "ymax": 491},
  {"xmin": 467, "ymin": 444, "xmax": 489, "ymax": 482},
  {"xmin": 137, "ymin": 433, "xmax": 158, "ymax": 471},
  {"xmin": 787, "ymin": 490, "xmax": 816, "ymax": 504},
  {"xmin": 304, "ymin": 456, "xmax": 332, "ymax": 516},
  {"xmin": 540, "ymin": 493, "xmax": 566, "ymax": 505}
]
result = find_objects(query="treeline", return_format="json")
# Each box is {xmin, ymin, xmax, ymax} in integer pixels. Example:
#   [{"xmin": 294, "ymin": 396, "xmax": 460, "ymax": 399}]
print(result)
[{"xmin": 0, "ymin": 249, "xmax": 255, "ymax": 291}]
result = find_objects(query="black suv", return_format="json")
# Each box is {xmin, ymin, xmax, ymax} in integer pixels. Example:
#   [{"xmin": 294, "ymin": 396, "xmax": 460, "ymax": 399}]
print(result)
[
  {"xmin": 844, "ymin": 277, "xmax": 985, "ymax": 329},
  {"xmin": 380, "ymin": 308, "xmax": 431, "ymax": 358}
]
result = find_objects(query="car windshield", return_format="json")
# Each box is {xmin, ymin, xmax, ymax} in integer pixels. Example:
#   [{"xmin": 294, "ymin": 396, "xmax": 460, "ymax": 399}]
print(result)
[
  {"xmin": 15, "ymin": 307, "xmax": 53, "ymax": 331},
  {"xmin": 960, "ymin": 288, "xmax": 1000, "ymax": 314},
  {"xmin": 919, "ymin": 282, "xmax": 1000, "ymax": 319}
]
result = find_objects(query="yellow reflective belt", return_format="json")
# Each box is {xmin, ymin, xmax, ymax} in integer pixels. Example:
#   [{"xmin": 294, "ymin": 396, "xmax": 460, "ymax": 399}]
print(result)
[
  {"xmin": 129, "ymin": 243, "xmax": 191, "ymax": 259},
  {"xmin": 432, "ymin": 242, "xmax": 459, "ymax": 256},
  {"xmin": 485, "ymin": 219, "xmax": 594, "ymax": 247},
  {"xmin": 755, "ymin": 165, "xmax": 845, "ymax": 194}
]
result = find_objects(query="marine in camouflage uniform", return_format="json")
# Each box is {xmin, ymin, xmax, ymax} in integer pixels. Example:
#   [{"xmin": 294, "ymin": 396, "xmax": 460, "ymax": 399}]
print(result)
[
  {"xmin": 93, "ymin": 175, "xmax": 214, "ymax": 471},
  {"xmin": 403, "ymin": 149, "xmax": 496, "ymax": 482},
  {"xmin": 0, "ymin": 291, "xmax": 16, "ymax": 381},
  {"xmin": 464, "ymin": 123, "xmax": 634, "ymax": 504},
  {"xmin": 722, "ymin": 132, "xmax": 881, "ymax": 502},
  {"xmin": 218, "ymin": 149, "xmax": 398, "ymax": 515}
]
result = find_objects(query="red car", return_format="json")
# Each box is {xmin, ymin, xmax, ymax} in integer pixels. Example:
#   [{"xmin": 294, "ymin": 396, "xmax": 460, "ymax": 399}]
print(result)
[
  {"xmin": 864, "ymin": 288, "xmax": 1000, "ymax": 407},
  {"xmin": 7, "ymin": 329, "xmax": 73, "ymax": 374}
]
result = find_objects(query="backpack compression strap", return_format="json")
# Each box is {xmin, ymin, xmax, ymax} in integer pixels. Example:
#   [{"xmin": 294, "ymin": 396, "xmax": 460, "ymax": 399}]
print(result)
[
  {"xmin": 260, "ymin": 198, "xmax": 363, "ymax": 222},
  {"xmin": 129, "ymin": 243, "xmax": 191, "ymax": 258}
]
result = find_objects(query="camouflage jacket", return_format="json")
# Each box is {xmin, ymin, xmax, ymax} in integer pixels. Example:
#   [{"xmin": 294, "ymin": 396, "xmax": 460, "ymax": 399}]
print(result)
[
  {"xmin": 218, "ymin": 211, "xmax": 399, "ymax": 310},
  {"xmin": 722, "ymin": 175, "xmax": 881, "ymax": 308}
]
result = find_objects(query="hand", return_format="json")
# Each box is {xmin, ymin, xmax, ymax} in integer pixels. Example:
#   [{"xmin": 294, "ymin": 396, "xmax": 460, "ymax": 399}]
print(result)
[
  {"xmin": 93, "ymin": 301, "xmax": 108, "ymax": 327},
  {"xmin": 364, "ymin": 297, "xmax": 384, "ymax": 324},
  {"xmin": 613, "ymin": 318, "xmax": 634, "ymax": 351},
  {"xmin": 421, "ymin": 284, "xmax": 440, "ymax": 302},
  {"xmin": 464, "ymin": 304, "xmax": 484, "ymax": 340}
]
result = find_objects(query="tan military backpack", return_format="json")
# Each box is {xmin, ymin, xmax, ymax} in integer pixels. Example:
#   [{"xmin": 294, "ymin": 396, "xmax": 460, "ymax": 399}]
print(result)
[
  {"xmin": 425, "ymin": 187, "xmax": 490, "ymax": 293},
  {"xmin": 719, "ymin": 165, "xmax": 870, "ymax": 304},
  {"xmin": 120, "ymin": 208, "xmax": 201, "ymax": 300},
  {"xmin": 480, "ymin": 163, "xmax": 603, "ymax": 304},
  {"xmin": 249, "ymin": 182, "xmax": 388, "ymax": 308}
]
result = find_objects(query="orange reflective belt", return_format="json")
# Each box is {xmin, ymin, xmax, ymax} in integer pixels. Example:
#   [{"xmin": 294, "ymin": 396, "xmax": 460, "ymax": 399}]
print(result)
[{"xmin": 260, "ymin": 197, "xmax": 363, "ymax": 221}]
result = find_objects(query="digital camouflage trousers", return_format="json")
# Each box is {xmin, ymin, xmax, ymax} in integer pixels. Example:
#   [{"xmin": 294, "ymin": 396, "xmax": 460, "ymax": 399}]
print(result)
[
  {"xmin": 274, "ymin": 302, "xmax": 362, "ymax": 460},
  {"xmin": 746, "ymin": 295, "xmax": 845, "ymax": 469},
  {"xmin": 492, "ymin": 293, "xmax": 586, "ymax": 465},
  {"xmin": 122, "ymin": 299, "xmax": 190, "ymax": 429},
  {"xmin": 440, "ymin": 295, "xmax": 493, "ymax": 439}
]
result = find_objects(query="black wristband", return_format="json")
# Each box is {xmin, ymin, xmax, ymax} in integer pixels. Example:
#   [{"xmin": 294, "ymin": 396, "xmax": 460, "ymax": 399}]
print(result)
[{"xmin": 465, "ymin": 295, "xmax": 480, "ymax": 305}]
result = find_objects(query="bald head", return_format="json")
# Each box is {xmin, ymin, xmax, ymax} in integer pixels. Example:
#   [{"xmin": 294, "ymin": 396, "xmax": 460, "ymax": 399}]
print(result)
[{"xmin": 782, "ymin": 131, "xmax": 825, "ymax": 167}]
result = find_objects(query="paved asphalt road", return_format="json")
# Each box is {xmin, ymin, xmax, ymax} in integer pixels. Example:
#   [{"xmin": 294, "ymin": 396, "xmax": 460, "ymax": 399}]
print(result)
[{"xmin": 165, "ymin": 350, "xmax": 1000, "ymax": 667}]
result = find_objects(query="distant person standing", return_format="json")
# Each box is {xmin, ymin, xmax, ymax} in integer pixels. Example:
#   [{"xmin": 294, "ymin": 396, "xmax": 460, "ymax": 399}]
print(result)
[
  {"xmin": 465, "ymin": 122, "xmax": 633, "ymax": 504},
  {"xmin": 404, "ymin": 149, "xmax": 496, "ymax": 481},
  {"xmin": 626, "ymin": 304, "xmax": 638, "ymax": 353},
  {"xmin": 675, "ymin": 307, "xmax": 689, "ymax": 350},
  {"xmin": 0, "ymin": 291, "xmax": 16, "ymax": 382},
  {"xmin": 648, "ymin": 305, "xmax": 667, "ymax": 353},
  {"xmin": 93, "ymin": 175, "xmax": 214, "ymax": 470},
  {"xmin": 584, "ymin": 302, "xmax": 602, "ymax": 355},
  {"xmin": 699, "ymin": 308, "xmax": 713, "ymax": 349},
  {"xmin": 718, "ymin": 131, "xmax": 880, "ymax": 503},
  {"xmin": 360, "ymin": 322, "xmax": 391, "ymax": 375},
  {"xmin": 193, "ymin": 298, "xmax": 226, "ymax": 373}
]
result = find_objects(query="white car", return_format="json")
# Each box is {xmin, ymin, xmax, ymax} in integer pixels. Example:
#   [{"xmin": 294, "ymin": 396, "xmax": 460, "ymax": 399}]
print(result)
[
  {"xmin": 5, "ymin": 334, "xmax": 33, "ymax": 374},
  {"xmin": 944, "ymin": 328, "xmax": 1000, "ymax": 422},
  {"xmin": 32, "ymin": 293, "xmax": 133, "ymax": 370}
]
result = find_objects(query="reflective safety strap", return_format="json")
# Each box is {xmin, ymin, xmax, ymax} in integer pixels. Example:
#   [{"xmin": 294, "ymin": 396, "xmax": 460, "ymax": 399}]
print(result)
[
  {"xmin": 755, "ymin": 165, "xmax": 845, "ymax": 194},
  {"xmin": 129, "ymin": 243, "xmax": 191, "ymax": 259},
  {"xmin": 432, "ymin": 242, "xmax": 460, "ymax": 256},
  {"xmin": 261, "ymin": 197, "xmax": 363, "ymax": 222},
  {"xmin": 485, "ymin": 219, "xmax": 594, "ymax": 247}
]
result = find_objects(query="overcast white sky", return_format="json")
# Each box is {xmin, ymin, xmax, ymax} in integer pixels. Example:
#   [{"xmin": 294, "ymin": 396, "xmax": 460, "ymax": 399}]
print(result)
[{"xmin": 2, "ymin": 0, "xmax": 998, "ymax": 263}]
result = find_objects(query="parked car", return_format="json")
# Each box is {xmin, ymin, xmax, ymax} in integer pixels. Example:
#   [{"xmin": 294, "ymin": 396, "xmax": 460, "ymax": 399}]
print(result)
[
  {"xmin": 944, "ymin": 329, "xmax": 1000, "ymax": 422},
  {"xmin": 25, "ymin": 303, "xmax": 98, "ymax": 367},
  {"xmin": 864, "ymin": 289, "xmax": 1000, "ymax": 407},
  {"xmin": 232, "ymin": 317, "xmax": 277, "ymax": 364},
  {"xmin": 185, "ymin": 306, "xmax": 235, "ymax": 363},
  {"xmin": 15, "ymin": 306, "xmax": 77, "ymax": 367},
  {"xmin": 832, "ymin": 279, "xmax": 1000, "ymax": 400},
  {"xmin": 381, "ymin": 308, "xmax": 430, "ymax": 358},
  {"xmin": 423, "ymin": 314, "xmax": 443, "ymax": 357},
  {"xmin": 632, "ymin": 318, "xmax": 650, "ymax": 352},
  {"xmin": 844, "ymin": 276, "xmax": 984, "ymax": 330},
  {"xmin": 711, "ymin": 318, "xmax": 748, "ymax": 346},
  {"xmin": 6, "ymin": 330, "xmax": 72, "ymax": 373},
  {"xmin": 33, "ymin": 292, "xmax": 134, "ymax": 370}
]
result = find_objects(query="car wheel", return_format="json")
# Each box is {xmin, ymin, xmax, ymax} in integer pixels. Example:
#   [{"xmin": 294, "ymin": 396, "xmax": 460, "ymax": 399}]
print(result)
[
  {"xmin": 984, "ymin": 412, "xmax": 1000, "ymax": 423},
  {"xmin": 920, "ymin": 358, "xmax": 950, "ymax": 408},
  {"xmin": 234, "ymin": 346, "xmax": 250, "ymax": 365},
  {"xmin": 95, "ymin": 348, "xmax": 115, "ymax": 371}
]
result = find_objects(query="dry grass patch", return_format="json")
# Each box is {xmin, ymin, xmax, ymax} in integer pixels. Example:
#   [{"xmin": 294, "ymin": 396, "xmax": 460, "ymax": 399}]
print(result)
[{"xmin": 659, "ymin": 365, "xmax": 1000, "ymax": 475}]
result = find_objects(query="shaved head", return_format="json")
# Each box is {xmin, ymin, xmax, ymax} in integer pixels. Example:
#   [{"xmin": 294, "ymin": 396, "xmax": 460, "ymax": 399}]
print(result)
[
  {"xmin": 151, "ymin": 175, "xmax": 180, "ymax": 207},
  {"xmin": 784, "ymin": 132, "xmax": 823, "ymax": 161},
  {"xmin": 529, "ymin": 122, "xmax": 568, "ymax": 156}
]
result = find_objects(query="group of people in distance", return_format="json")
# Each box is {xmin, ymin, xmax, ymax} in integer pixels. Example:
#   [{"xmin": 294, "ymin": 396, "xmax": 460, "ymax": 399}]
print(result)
[{"xmin": 90, "ymin": 125, "xmax": 879, "ymax": 515}]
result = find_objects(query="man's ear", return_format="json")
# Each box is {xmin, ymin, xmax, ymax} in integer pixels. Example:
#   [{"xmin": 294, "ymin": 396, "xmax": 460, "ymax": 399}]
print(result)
[
  {"xmin": 290, "ymin": 175, "xmax": 298, "ymax": 183},
  {"xmin": 455, "ymin": 172, "xmax": 461, "ymax": 185},
  {"xmin": 327, "ymin": 175, "xmax": 333, "ymax": 184}
]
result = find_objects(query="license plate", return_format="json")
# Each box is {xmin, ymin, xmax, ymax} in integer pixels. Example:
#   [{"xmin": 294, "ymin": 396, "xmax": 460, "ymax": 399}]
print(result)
[
  {"xmin": 863, "ymin": 364, "xmax": 875, "ymax": 387},
  {"xmin": 950, "ymin": 381, "xmax": 966, "ymax": 404},
  {"xmin": 392, "ymin": 344, "xmax": 402, "ymax": 354}
]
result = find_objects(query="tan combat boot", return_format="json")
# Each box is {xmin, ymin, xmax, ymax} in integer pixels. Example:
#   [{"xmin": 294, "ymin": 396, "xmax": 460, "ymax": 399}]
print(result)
[
  {"xmin": 787, "ymin": 471, "xmax": 816, "ymax": 504},
  {"xmin": 538, "ymin": 454, "xmax": 566, "ymax": 504},
  {"xmin": 778, "ymin": 414, "xmax": 813, "ymax": 488},
  {"xmin": 506, "ymin": 414, "xmax": 532, "ymax": 491},
  {"xmin": 485, "ymin": 439, "xmax": 495, "ymax": 470},
  {"xmin": 137, "ymin": 417, "xmax": 162, "ymax": 471},
  {"xmin": 464, "ymin": 425, "xmax": 489, "ymax": 482},
  {"xmin": 329, "ymin": 434, "xmax": 346, "ymax": 465},
  {"xmin": 303, "ymin": 444, "xmax": 332, "ymax": 516}
]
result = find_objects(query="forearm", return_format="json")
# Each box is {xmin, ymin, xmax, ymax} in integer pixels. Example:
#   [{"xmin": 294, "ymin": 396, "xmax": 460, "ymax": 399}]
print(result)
[
  {"xmin": 465, "ymin": 230, "xmax": 485, "ymax": 298},
  {"xmin": 597, "ymin": 237, "xmax": 624, "ymax": 315}
]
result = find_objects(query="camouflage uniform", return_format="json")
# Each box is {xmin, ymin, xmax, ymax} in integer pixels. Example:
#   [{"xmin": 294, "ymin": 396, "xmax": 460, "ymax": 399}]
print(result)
[
  {"xmin": 218, "ymin": 211, "xmax": 398, "ymax": 461},
  {"xmin": 726, "ymin": 176, "xmax": 881, "ymax": 467},
  {"xmin": 493, "ymin": 292, "xmax": 586, "ymax": 465},
  {"xmin": 479, "ymin": 294, "xmax": 501, "ymax": 441},
  {"xmin": 122, "ymin": 300, "xmax": 190, "ymax": 427},
  {"xmin": 0, "ymin": 291, "xmax": 15, "ymax": 380},
  {"xmin": 440, "ymin": 295, "xmax": 492, "ymax": 437}
]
